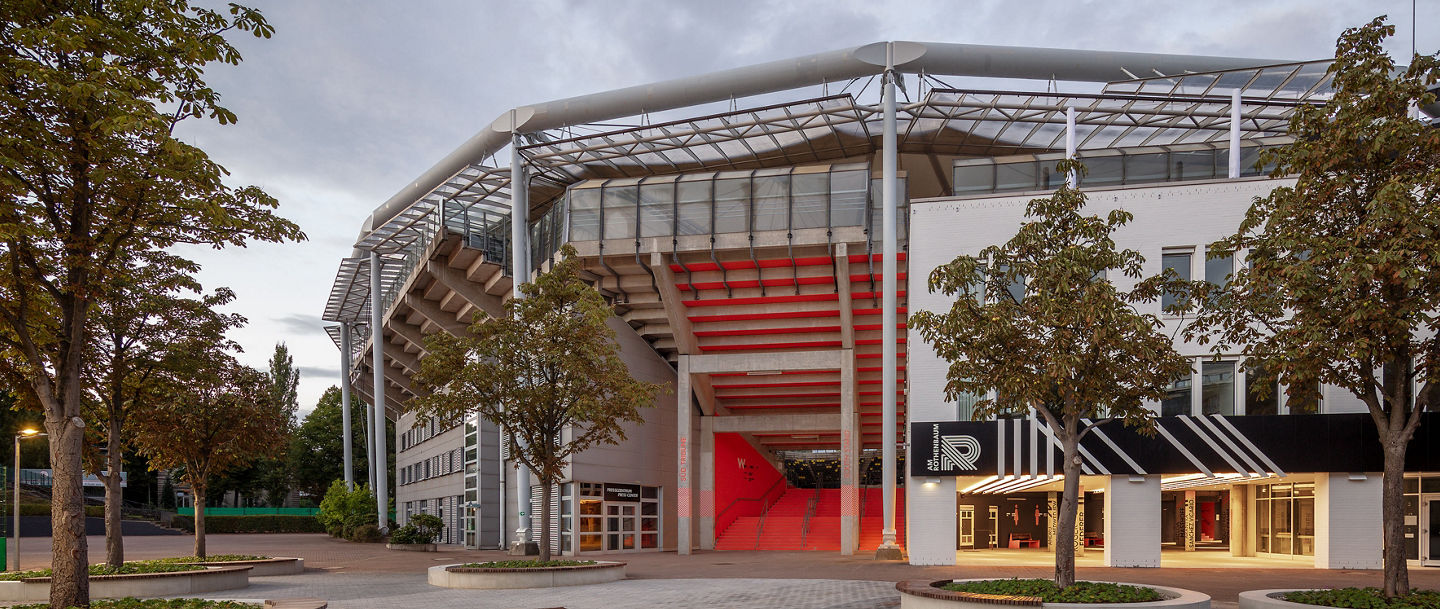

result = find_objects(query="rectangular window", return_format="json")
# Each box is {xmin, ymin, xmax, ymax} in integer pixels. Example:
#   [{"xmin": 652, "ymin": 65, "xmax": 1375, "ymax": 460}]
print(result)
[
  {"xmin": 1171, "ymin": 150, "xmax": 1215, "ymax": 181},
  {"xmin": 675, "ymin": 179, "xmax": 711, "ymax": 235},
  {"xmin": 1081, "ymin": 154, "xmax": 1124, "ymax": 188},
  {"xmin": 638, "ymin": 182, "xmax": 674, "ymax": 238},
  {"xmin": 1201, "ymin": 360, "xmax": 1236, "ymax": 416},
  {"xmin": 1161, "ymin": 371, "xmax": 1192, "ymax": 416},
  {"xmin": 1205, "ymin": 252, "xmax": 1233, "ymax": 288},
  {"xmin": 751, "ymin": 175, "xmax": 789, "ymax": 231},
  {"xmin": 829, "ymin": 169, "xmax": 868, "ymax": 227},
  {"xmin": 1161, "ymin": 251, "xmax": 1192, "ymax": 310},
  {"xmin": 994, "ymin": 161, "xmax": 1037, "ymax": 192},
  {"xmin": 953, "ymin": 163, "xmax": 994, "ymax": 195},
  {"xmin": 791, "ymin": 172, "xmax": 829, "ymax": 229},
  {"xmin": 568, "ymin": 188, "xmax": 601, "ymax": 242},
  {"xmin": 601, "ymin": 185, "xmax": 638, "ymax": 240},
  {"xmin": 1124, "ymin": 152, "xmax": 1169, "ymax": 184},
  {"xmin": 713, "ymin": 178, "xmax": 750, "ymax": 234},
  {"xmin": 1245, "ymin": 364, "xmax": 1279, "ymax": 415}
]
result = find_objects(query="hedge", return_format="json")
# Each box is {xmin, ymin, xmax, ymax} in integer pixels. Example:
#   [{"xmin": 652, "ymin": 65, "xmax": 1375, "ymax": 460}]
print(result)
[
  {"xmin": 170, "ymin": 514, "xmax": 323, "ymax": 534},
  {"xmin": 19, "ymin": 504, "xmax": 104, "ymax": 518}
]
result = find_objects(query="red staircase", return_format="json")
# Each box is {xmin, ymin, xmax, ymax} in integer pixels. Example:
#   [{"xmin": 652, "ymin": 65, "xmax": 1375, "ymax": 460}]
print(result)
[
  {"xmin": 753, "ymin": 488, "xmax": 810, "ymax": 550},
  {"xmin": 803, "ymin": 489, "xmax": 842, "ymax": 551},
  {"xmin": 858, "ymin": 487, "xmax": 906, "ymax": 553}
]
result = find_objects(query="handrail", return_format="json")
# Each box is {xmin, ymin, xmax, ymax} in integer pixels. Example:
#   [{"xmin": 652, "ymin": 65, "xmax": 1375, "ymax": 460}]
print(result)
[
  {"xmin": 715, "ymin": 476, "xmax": 787, "ymax": 536},
  {"xmin": 799, "ymin": 489, "xmax": 820, "ymax": 549}
]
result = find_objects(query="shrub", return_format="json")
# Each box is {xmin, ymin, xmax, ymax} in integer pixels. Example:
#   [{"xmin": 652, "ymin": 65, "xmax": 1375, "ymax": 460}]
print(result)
[
  {"xmin": 170, "ymin": 515, "xmax": 322, "ymax": 534},
  {"xmin": 1284, "ymin": 588, "xmax": 1440, "ymax": 609},
  {"xmin": 391, "ymin": 513, "xmax": 444, "ymax": 545},
  {"xmin": 942, "ymin": 579, "xmax": 1162, "ymax": 604},
  {"xmin": 148, "ymin": 555, "xmax": 270, "ymax": 564},
  {"xmin": 349, "ymin": 523, "xmax": 382, "ymax": 543},
  {"xmin": 19, "ymin": 503, "xmax": 104, "ymax": 518},
  {"xmin": 0, "ymin": 561, "xmax": 203, "ymax": 581},
  {"xmin": 316, "ymin": 480, "xmax": 379, "ymax": 539},
  {"xmin": 459, "ymin": 560, "xmax": 597, "ymax": 569}
]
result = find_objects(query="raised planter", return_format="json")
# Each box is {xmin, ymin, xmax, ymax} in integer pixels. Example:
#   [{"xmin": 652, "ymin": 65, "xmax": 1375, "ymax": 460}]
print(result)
[
  {"xmin": 386, "ymin": 542, "xmax": 438, "ymax": 552},
  {"xmin": 1238, "ymin": 589, "xmax": 1332, "ymax": 609},
  {"xmin": 190, "ymin": 556, "xmax": 305, "ymax": 576},
  {"xmin": 0, "ymin": 565, "xmax": 251, "ymax": 603},
  {"xmin": 428, "ymin": 561, "xmax": 626, "ymax": 589},
  {"xmin": 897, "ymin": 580, "xmax": 1210, "ymax": 609}
]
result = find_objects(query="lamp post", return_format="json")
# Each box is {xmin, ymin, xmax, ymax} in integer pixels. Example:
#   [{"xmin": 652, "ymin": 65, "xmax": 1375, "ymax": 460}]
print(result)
[{"xmin": 12, "ymin": 428, "xmax": 45, "ymax": 572}]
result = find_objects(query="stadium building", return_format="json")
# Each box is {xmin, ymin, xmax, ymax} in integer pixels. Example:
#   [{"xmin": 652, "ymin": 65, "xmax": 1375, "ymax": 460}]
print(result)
[{"xmin": 321, "ymin": 41, "xmax": 1440, "ymax": 566}]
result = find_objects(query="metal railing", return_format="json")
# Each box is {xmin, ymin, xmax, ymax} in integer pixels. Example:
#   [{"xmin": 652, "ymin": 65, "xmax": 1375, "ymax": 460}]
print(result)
[{"xmin": 714, "ymin": 475, "xmax": 787, "ymax": 539}]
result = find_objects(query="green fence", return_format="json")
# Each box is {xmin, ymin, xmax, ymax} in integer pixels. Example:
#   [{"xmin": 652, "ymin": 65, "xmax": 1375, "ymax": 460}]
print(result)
[{"xmin": 176, "ymin": 507, "xmax": 319, "ymax": 516}]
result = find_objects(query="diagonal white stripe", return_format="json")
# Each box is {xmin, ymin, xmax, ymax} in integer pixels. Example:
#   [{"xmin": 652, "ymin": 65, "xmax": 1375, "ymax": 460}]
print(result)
[
  {"xmin": 1083, "ymin": 419, "xmax": 1147, "ymax": 475},
  {"xmin": 1197, "ymin": 415, "xmax": 1263, "ymax": 476},
  {"xmin": 1075, "ymin": 442, "xmax": 1111, "ymax": 475},
  {"xmin": 1155, "ymin": 421, "xmax": 1215, "ymax": 477},
  {"xmin": 1178, "ymin": 415, "xmax": 1247, "ymax": 475},
  {"xmin": 1212, "ymin": 415, "xmax": 1287, "ymax": 477}
]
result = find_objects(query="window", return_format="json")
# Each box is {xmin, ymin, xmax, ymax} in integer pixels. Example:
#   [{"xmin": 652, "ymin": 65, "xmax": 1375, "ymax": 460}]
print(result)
[
  {"xmin": 791, "ymin": 172, "xmax": 829, "ymax": 229},
  {"xmin": 1201, "ymin": 360, "xmax": 1236, "ymax": 416},
  {"xmin": 1081, "ymin": 154, "xmax": 1123, "ymax": 188},
  {"xmin": 713, "ymin": 178, "xmax": 750, "ymax": 234},
  {"xmin": 953, "ymin": 163, "xmax": 994, "ymax": 195},
  {"xmin": 675, "ymin": 179, "xmax": 712, "ymax": 235},
  {"xmin": 1161, "ymin": 372, "xmax": 1192, "ymax": 416},
  {"xmin": 1161, "ymin": 251, "xmax": 1192, "ymax": 310},
  {"xmin": 1171, "ymin": 150, "xmax": 1215, "ymax": 181},
  {"xmin": 1205, "ymin": 252, "xmax": 1233, "ymax": 289},
  {"xmin": 568, "ymin": 188, "xmax": 601, "ymax": 241},
  {"xmin": 995, "ymin": 160, "xmax": 1037, "ymax": 192},
  {"xmin": 1245, "ymin": 363, "xmax": 1279, "ymax": 415},
  {"xmin": 751, "ymin": 174, "xmax": 790, "ymax": 231},
  {"xmin": 1256, "ymin": 482, "xmax": 1315, "ymax": 556},
  {"xmin": 829, "ymin": 169, "xmax": 868, "ymax": 226},
  {"xmin": 1125, "ymin": 152, "xmax": 1169, "ymax": 184},
  {"xmin": 601, "ymin": 185, "xmax": 638, "ymax": 240},
  {"xmin": 638, "ymin": 182, "xmax": 673, "ymax": 238}
]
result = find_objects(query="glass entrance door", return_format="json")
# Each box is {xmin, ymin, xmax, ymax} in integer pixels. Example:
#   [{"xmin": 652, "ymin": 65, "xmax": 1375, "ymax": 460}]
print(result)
[
  {"xmin": 958, "ymin": 506, "xmax": 975, "ymax": 548},
  {"xmin": 606, "ymin": 503, "xmax": 638, "ymax": 551},
  {"xmin": 1424, "ymin": 499, "xmax": 1440, "ymax": 566}
]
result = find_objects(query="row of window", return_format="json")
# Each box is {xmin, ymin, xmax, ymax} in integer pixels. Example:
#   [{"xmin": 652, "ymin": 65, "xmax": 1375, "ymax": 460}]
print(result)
[
  {"xmin": 952, "ymin": 143, "xmax": 1280, "ymax": 197},
  {"xmin": 400, "ymin": 417, "xmax": 456, "ymax": 452},
  {"xmin": 399, "ymin": 448, "xmax": 464, "ymax": 486},
  {"xmin": 402, "ymin": 495, "xmax": 463, "ymax": 545}
]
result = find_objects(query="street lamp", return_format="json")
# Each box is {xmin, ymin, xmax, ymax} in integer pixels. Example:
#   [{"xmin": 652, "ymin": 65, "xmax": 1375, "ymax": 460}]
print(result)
[{"xmin": 12, "ymin": 428, "xmax": 45, "ymax": 572}]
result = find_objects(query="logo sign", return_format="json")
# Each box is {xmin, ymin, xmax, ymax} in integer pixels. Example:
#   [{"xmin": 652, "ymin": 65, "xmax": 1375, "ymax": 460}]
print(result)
[
  {"xmin": 939, "ymin": 434, "xmax": 982, "ymax": 471},
  {"xmin": 911, "ymin": 421, "xmax": 997, "ymax": 476},
  {"xmin": 604, "ymin": 483, "xmax": 642, "ymax": 503}
]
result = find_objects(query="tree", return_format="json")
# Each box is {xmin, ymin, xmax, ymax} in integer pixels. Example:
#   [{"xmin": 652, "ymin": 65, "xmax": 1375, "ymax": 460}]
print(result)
[
  {"xmin": 288, "ymin": 386, "xmax": 370, "ymax": 499},
  {"xmin": 0, "ymin": 3, "xmax": 299, "ymax": 605},
  {"xmin": 131, "ymin": 348, "xmax": 288, "ymax": 559},
  {"xmin": 1184, "ymin": 18, "xmax": 1440, "ymax": 598},
  {"xmin": 910, "ymin": 162, "xmax": 1191, "ymax": 588},
  {"xmin": 256, "ymin": 342, "xmax": 300, "ymax": 505},
  {"xmin": 84, "ymin": 250, "xmax": 243, "ymax": 567},
  {"xmin": 412, "ymin": 245, "xmax": 663, "ymax": 562}
]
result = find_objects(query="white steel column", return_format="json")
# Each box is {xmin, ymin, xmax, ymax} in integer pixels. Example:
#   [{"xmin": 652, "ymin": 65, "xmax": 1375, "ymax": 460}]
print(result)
[
  {"xmin": 1229, "ymin": 89, "xmax": 1242, "ymax": 178},
  {"xmin": 877, "ymin": 43, "xmax": 902, "ymax": 560},
  {"xmin": 340, "ymin": 324, "xmax": 355, "ymax": 490},
  {"xmin": 509, "ymin": 131, "xmax": 536, "ymax": 552},
  {"xmin": 365, "ymin": 401, "xmax": 376, "ymax": 491},
  {"xmin": 1065, "ymin": 106, "xmax": 1078, "ymax": 188},
  {"xmin": 677, "ymin": 355, "xmax": 693, "ymax": 555},
  {"xmin": 369, "ymin": 250, "xmax": 389, "ymax": 530}
]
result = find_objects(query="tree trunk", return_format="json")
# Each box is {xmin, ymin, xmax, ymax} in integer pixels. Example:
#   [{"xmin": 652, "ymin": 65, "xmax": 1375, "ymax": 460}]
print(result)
[
  {"xmin": 1383, "ymin": 440, "xmax": 1409, "ymax": 597},
  {"xmin": 1055, "ymin": 433, "xmax": 1082, "ymax": 589},
  {"xmin": 539, "ymin": 480, "xmax": 552, "ymax": 563},
  {"xmin": 194, "ymin": 487, "xmax": 207, "ymax": 560},
  {"xmin": 47, "ymin": 417, "xmax": 90, "ymax": 608},
  {"xmin": 104, "ymin": 424, "xmax": 125, "ymax": 568}
]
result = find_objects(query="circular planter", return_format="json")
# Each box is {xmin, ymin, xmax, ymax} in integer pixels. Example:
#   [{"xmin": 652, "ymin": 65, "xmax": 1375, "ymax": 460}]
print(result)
[
  {"xmin": 189, "ymin": 557, "xmax": 304, "ymax": 576},
  {"xmin": 1238, "ymin": 589, "xmax": 1338, "ymax": 609},
  {"xmin": 427, "ymin": 561, "xmax": 626, "ymax": 589},
  {"xmin": 897, "ymin": 580, "xmax": 1210, "ymax": 609},
  {"xmin": 0, "ymin": 565, "xmax": 252, "ymax": 603},
  {"xmin": 386, "ymin": 542, "xmax": 438, "ymax": 552}
]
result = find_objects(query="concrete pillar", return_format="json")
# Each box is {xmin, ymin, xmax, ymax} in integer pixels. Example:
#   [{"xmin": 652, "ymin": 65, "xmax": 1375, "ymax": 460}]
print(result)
[
  {"xmin": 1184, "ymin": 490, "xmax": 1196, "ymax": 551},
  {"xmin": 840, "ymin": 349, "xmax": 858, "ymax": 555},
  {"xmin": 699, "ymin": 416, "xmax": 716, "ymax": 550},
  {"xmin": 1104, "ymin": 475, "xmax": 1161, "ymax": 567},
  {"xmin": 369, "ymin": 250, "xmax": 390, "ymax": 531},
  {"xmin": 1315, "ymin": 472, "xmax": 1382, "ymax": 569},
  {"xmin": 677, "ymin": 355, "xmax": 693, "ymax": 555},
  {"xmin": 876, "ymin": 39, "xmax": 902, "ymax": 562},
  {"xmin": 340, "ymin": 324, "xmax": 354, "ymax": 490},
  {"xmin": 1229, "ymin": 485, "xmax": 1251, "ymax": 557}
]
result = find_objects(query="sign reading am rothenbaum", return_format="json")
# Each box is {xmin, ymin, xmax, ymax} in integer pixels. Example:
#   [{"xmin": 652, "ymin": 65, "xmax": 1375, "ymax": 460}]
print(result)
[{"xmin": 912, "ymin": 413, "xmax": 1440, "ymax": 478}]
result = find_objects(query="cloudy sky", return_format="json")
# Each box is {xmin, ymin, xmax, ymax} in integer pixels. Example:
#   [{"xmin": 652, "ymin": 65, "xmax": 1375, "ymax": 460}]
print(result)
[{"xmin": 171, "ymin": 0, "xmax": 1439, "ymax": 415}]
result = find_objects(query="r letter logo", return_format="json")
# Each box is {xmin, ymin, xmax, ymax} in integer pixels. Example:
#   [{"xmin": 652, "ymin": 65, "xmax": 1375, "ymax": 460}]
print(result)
[{"xmin": 940, "ymin": 435, "xmax": 981, "ymax": 471}]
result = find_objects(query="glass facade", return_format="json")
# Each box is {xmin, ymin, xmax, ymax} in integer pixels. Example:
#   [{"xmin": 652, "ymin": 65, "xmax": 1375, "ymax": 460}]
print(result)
[
  {"xmin": 951, "ymin": 143, "xmax": 1281, "ymax": 197},
  {"xmin": 565, "ymin": 163, "xmax": 907, "ymax": 245},
  {"xmin": 1255, "ymin": 482, "xmax": 1315, "ymax": 556},
  {"xmin": 570, "ymin": 482, "xmax": 661, "ymax": 553}
]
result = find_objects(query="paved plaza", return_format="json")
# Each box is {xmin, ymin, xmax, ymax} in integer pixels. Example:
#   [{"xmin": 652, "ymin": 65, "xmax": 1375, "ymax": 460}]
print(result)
[{"xmin": 13, "ymin": 534, "xmax": 1440, "ymax": 608}]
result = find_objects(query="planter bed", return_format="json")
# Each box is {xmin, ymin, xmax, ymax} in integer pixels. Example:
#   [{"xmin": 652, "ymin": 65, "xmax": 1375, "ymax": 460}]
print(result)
[
  {"xmin": 385, "ymin": 543, "xmax": 437, "ymax": 552},
  {"xmin": 427, "ymin": 561, "xmax": 625, "ymax": 589},
  {"xmin": 0, "ymin": 566, "xmax": 252, "ymax": 603},
  {"xmin": 1238, "ymin": 588, "xmax": 1440, "ymax": 609},
  {"xmin": 898, "ymin": 580, "xmax": 1210, "ymax": 609},
  {"xmin": 187, "ymin": 557, "xmax": 304, "ymax": 577}
]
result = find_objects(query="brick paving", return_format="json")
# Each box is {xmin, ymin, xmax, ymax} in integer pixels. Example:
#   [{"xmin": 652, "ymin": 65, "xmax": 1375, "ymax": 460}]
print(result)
[{"xmin": 14, "ymin": 534, "xmax": 1440, "ymax": 608}]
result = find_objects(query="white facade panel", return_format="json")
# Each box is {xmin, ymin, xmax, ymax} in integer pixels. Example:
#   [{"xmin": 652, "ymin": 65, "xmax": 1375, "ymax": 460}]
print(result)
[
  {"xmin": 1104, "ymin": 475, "xmax": 1161, "ymax": 567},
  {"xmin": 1314, "ymin": 471, "xmax": 1382, "ymax": 569}
]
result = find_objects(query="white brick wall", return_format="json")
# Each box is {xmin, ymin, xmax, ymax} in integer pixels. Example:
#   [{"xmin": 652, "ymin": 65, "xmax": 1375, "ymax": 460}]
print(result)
[
  {"xmin": 1314, "ymin": 471, "xmax": 1382, "ymax": 569},
  {"xmin": 1103, "ymin": 475, "xmax": 1161, "ymax": 567}
]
